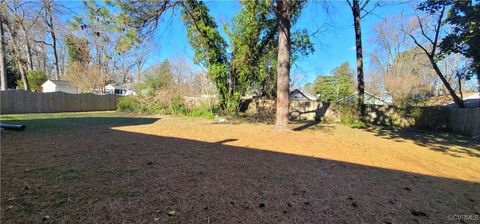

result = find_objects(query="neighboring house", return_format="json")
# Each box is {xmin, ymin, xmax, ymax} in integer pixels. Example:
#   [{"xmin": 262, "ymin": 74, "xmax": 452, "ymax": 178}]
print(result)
[
  {"xmin": 289, "ymin": 89, "xmax": 317, "ymax": 101},
  {"xmin": 446, "ymin": 93, "xmax": 480, "ymax": 108},
  {"xmin": 337, "ymin": 91, "xmax": 390, "ymax": 105},
  {"xmin": 241, "ymin": 89, "xmax": 317, "ymax": 101},
  {"xmin": 41, "ymin": 80, "xmax": 79, "ymax": 94},
  {"xmin": 104, "ymin": 83, "xmax": 136, "ymax": 96}
]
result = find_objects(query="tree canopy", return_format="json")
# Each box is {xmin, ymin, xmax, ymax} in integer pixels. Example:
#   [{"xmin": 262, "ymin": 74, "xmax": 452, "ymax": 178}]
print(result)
[{"xmin": 314, "ymin": 62, "xmax": 355, "ymax": 102}]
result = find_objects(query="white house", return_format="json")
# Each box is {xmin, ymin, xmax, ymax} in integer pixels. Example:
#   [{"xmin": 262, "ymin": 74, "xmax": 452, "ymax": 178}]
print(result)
[
  {"xmin": 104, "ymin": 83, "xmax": 136, "ymax": 96},
  {"xmin": 41, "ymin": 80, "xmax": 79, "ymax": 94},
  {"xmin": 289, "ymin": 89, "xmax": 318, "ymax": 101}
]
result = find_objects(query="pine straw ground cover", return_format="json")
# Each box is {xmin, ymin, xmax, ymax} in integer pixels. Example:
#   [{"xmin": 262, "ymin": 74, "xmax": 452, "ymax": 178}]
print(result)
[{"xmin": 1, "ymin": 112, "xmax": 479, "ymax": 223}]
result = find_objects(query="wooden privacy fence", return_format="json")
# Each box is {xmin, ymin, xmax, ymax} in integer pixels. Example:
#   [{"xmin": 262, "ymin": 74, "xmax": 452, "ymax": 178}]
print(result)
[
  {"xmin": 245, "ymin": 99, "xmax": 480, "ymax": 136},
  {"xmin": 0, "ymin": 90, "xmax": 119, "ymax": 114},
  {"xmin": 448, "ymin": 108, "xmax": 480, "ymax": 137}
]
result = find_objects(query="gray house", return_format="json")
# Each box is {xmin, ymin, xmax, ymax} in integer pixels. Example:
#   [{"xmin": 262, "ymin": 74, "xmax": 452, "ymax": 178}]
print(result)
[
  {"xmin": 289, "ymin": 89, "xmax": 317, "ymax": 101},
  {"xmin": 337, "ymin": 91, "xmax": 390, "ymax": 105}
]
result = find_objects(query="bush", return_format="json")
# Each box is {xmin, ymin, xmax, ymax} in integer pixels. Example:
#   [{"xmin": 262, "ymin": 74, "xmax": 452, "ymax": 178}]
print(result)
[
  {"xmin": 335, "ymin": 103, "xmax": 365, "ymax": 127},
  {"xmin": 117, "ymin": 97, "xmax": 142, "ymax": 112},
  {"xmin": 118, "ymin": 95, "xmax": 221, "ymax": 119},
  {"xmin": 188, "ymin": 103, "xmax": 216, "ymax": 119},
  {"xmin": 117, "ymin": 96, "xmax": 166, "ymax": 114},
  {"xmin": 16, "ymin": 70, "xmax": 47, "ymax": 92}
]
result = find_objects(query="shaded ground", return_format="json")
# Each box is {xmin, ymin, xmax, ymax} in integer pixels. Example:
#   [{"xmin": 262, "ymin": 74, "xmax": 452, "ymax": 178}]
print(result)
[
  {"xmin": 359, "ymin": 126, "xmax": 480, "ymax": 158},
  {"xmin": 1, "ymin": 112, "xmax": 479, "ymax": 223}
]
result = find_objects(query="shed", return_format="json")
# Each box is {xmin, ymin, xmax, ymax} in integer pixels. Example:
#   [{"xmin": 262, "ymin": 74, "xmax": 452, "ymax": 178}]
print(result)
[{"xmin": 41, "ymin": 80, "xmax": 79, "ymax": 94}]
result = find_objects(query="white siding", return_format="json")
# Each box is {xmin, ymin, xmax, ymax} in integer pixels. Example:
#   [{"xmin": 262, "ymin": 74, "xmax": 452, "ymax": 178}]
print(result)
[
  {"xmin": 56, "ymin": 86, "xmax": 78, "ymax": 94},
  {"xmin": 104, "ymin": 85, "xmax": 115, "ymax": 94},
  {"xmin": 41, "ymin": 80, "xmax": 79, "ymax": 94},
  {"xmin": 42, "ymin": 81, "xmax": 57, "ymax": 93}
]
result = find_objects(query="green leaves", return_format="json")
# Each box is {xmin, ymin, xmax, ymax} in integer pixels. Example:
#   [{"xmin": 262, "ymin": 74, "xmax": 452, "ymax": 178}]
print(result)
[
  {"xmin": 138, "ymin": 60, "xmax": 175, "ymax": 97},
  {"xmin": 98, "ymin": 0, "xmax": 314, "ymax": 113},
  {"xmin": 228, "ymin": 0, "xmax": 275, "ymax": 95},
  {"xmin": 65, "ymin": 34, "xmax": 90, "ymax": 65},
  {"xmin": 291, "ymin": 29, "xmax": 314, "ymax": 61},
  {"xmin": 420, "ymin": 0, "xmax": 480, "ymax": 78},
  {"xmin": 314, "ymin": 62, "xmax": 355, "ymax": 102},
  {"xmin": 16, "ymin": 70, "xmax": 46, "ymax": 92},
  {"xmin": 182, "ymin": 0, "xmax": 230, "ymax": 110}
]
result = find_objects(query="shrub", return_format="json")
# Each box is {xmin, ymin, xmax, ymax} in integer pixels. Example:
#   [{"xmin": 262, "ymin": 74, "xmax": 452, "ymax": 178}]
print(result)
[
  {"xmin": 117, "ymin": 97, "xmax": 143, "ymax": 113},
  {"xmin": 16, "ymin": 70, "xmax": 47, "ymax": 92},
  {"xmin": 336, "ymin": 103, "xmax": 365, "ymax": 127},
  {"xmin": 188, "ymin": 103, "xmax": 217, "ymax": 119},
  {"xmin": 118, "ymin": 95, "xmax": 191, "ymax": 115}
]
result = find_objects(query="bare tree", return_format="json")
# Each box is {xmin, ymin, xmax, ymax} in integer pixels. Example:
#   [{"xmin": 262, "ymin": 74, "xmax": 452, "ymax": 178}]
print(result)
[
  {"xmin": 5, "ymin": 1, "xmax": 43, "ymax": 72},
  {"xmin": 439, "ymin": 53, "xmax": 466, "ymax": 97},
  {"xmin": 369, "ymin": 15, "xmax": 436, "ymax": 103},
  {"xmin": 3, "ymin": 0, "xmax": 45, "ymax": 90},
  {"xmin": 130, "ymin": 46, "xmax": 151, "ymax": 83},
  {"xmin": 41, "ymin": 0, "xmax": 60, "ymax": 80},
  {"xmin": 2, "ymin": 15, "xmax": 29, "ymax": 90},
  {"xmin": 402, "ymin": 6, "xmax": 464, "ymax": 107},
  {"xmin": 0, "ymin": 15, "xmax": 6, "ymax": 90}
]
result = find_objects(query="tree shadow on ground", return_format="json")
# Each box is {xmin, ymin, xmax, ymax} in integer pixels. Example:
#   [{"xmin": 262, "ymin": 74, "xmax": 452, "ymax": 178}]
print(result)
[
  {"xmin": 1, "ymin": 116, "xmax": 479, "ymax": 223},
  {"xmin": 291, "ymin": 120, "xmax": 336, "ymax": 134},
  {"xmin": 0, "ymin": 116, "xmax": 159, "ymax": 133},
  {"xmin": 359, "ymin": 126, "xmax": 480, "ymax": 158}
]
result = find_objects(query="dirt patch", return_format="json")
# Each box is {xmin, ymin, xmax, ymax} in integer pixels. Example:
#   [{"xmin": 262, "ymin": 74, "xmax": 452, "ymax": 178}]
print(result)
[{"xmin": 1, "ymin": 113, "xmax": 479, "ymax": 223}]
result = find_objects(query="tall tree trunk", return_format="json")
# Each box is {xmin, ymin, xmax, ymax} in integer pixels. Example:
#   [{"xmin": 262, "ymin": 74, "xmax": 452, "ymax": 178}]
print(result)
[
  {"xmin": 274, "ymin": 0, "xmax": 291, "ymax": 130},
  {"xmin": 352, "ymin": 0, "xmax": 365, "ymax": 117},
  {"xmin": 45, "ymin": 1, "xmax": 60, "ymax": 80},
  {"xmin": 430, "ymin": 56, "xmax": 464, "ymax": 107},
  {"xmin": 11, "ymin": 34, "xmax": 30, "ymax": 90},
  {"xmin": 0, "ymin": 17, "xmax": 6, "ymax": 90},
  {"xmin": 60, "ymin": 44, "xmax": 66, "ymax": 76},
  {"xmin": 17, "ymin": 62, "xmax": 29, "ymax": 90},
  {"xmin": 52, "ymin": 31, "xmax": 60, "ymax": 79},
  {"xmin": 40, "ymin": 43, "xmax": 47, "ymax": 73},
  {"xmin": 25, "ymin": 42, "xmax": 33, "ymax": 71},
  {"xmin": 22, "ymin": 25, "xmax": 34, "ymax": 71},
  {"xmin": 4, "ymin": 22, "xmax": 30, "ymax": 90},
  {"xmin": 457, "ymin": 73, "xmax": 463, "ymax": 101},
  {"xmin": 137, "ymin": 67, "xmax": 142, "ymax": 82}
]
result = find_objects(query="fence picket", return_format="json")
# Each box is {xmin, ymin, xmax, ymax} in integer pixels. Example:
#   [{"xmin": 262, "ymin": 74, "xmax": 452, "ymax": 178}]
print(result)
[{"xmin": 0, "ymin": 90, "xmax": 119, "ymax": 114}]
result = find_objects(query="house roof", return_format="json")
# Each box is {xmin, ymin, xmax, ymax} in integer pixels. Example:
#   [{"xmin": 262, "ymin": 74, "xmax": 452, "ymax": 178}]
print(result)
[
  {"xmin": 337, "ymin": 91, "xmax": 390, "ymax": 104},
  {"xmin": 290, "ymin": 89, "xmax": 317, "ymax": 101},
  {"xmin": 42, "ymin": 80, "xmax": 76, "ymax": 88},
  {"xmin": 105, "ymin": 83, "xmax": 136, "ymax": 91}
]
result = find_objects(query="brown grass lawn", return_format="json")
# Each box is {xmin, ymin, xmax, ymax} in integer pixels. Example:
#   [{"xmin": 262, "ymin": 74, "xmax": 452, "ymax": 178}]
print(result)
[{"xmin": 1, "ymin": 112, "xmax": 479, "ymax": 223}]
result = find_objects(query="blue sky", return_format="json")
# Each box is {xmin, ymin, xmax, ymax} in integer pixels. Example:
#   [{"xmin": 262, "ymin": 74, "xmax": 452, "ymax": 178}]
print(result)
[
  {"xmin": 66, "ymin": 0, "xmax": 417, "ymax": 87},
  {"xmin": 144, "ymin": 0, "xmax": 416, "ymax": 87}
]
